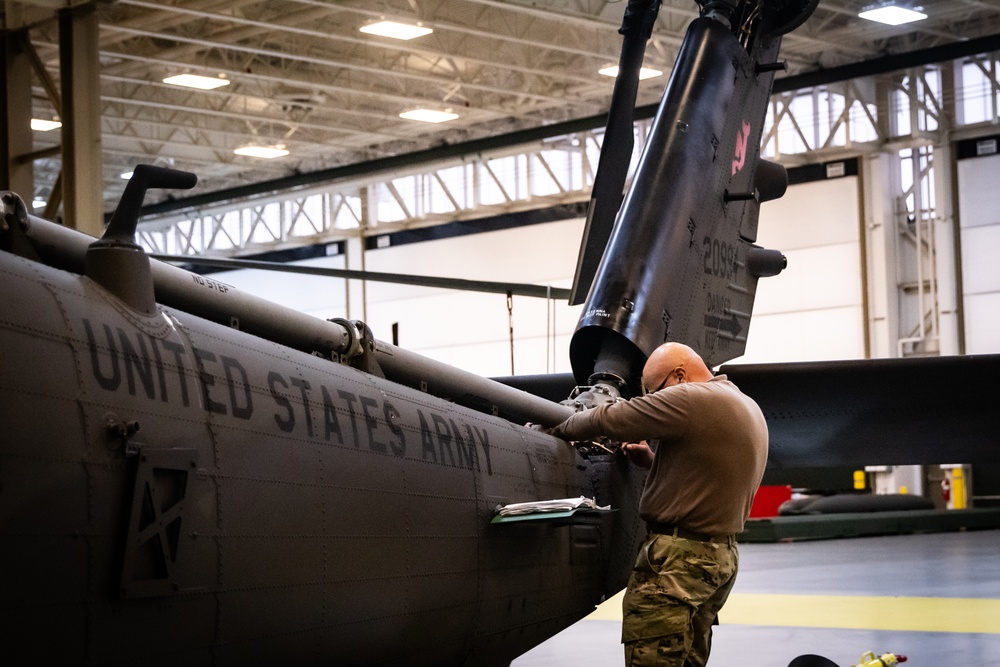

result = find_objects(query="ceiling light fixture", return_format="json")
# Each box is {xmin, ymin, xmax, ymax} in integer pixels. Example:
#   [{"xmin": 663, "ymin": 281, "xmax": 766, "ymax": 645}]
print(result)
[
  {"xmin": 599, "ymin": 66, "xmax": 664, "ymax": 80},
  {"xmin": 31, "ymin": 118, "xmax": 62, "ymax": 131},
  {"xmin": 399, "ymin": 109, "xmax": 459, "ymax": 123},
  {"xmin": 359, "ymin": 20, "xmax": 433, "ymax": 40},
  {"xmin": 234, "ymin": 145, "xmax": 290, "ymax": 159},
  {"xmin": 120, "ymin": 171, "xmax": 134, "ymax": 180},
  {"xmin": 32, "ymin": 199, "xmax": 46, "ymax": 209},
  {"xmin": 858, "ymin": 3, "xmax": 927, "ymax": 25},
  {"xmin": 163, "ymin": 74, "xmax": 231, "ymax": 90}
]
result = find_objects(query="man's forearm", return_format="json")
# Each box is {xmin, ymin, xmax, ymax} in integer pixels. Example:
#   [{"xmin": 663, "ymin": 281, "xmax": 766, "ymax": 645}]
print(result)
[
  {"xmin": 545, "ymin": 392, "xmax": 683, "ymax": 443},
  {"xmin": 545, "ymin": 409, "xmax": 600, "ymax": 442}
]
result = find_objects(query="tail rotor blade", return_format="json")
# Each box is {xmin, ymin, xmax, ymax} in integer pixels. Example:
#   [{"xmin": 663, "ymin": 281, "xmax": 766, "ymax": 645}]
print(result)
[{"xmin": 568, "ymin": 0, "xmax": 661, "ymax": 305}]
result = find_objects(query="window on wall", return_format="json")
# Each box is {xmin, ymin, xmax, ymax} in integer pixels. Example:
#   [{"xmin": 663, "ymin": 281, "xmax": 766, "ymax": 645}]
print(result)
[
  {"xmin": 959, "ymin": 58, "xmax": 1000, "ymax": 125},
  {"xmin": 248, "ymin": 202, "xmax": 283, "ymax": 244},
  {"xmin": 478, "ymin": 155, "xmax": 520, "ymax": 206},
  {"xmin": 851, "ymin": 98, "xmax": 880, "ymax": 143},
  {"xmin": 426, "ymin": 164, "xmax": 469, "ymax": 215},
  {"xmin": 898, "ymin": 146, "xmax": 936, "ymax": 223},
  {"xmin": 287, "ymin": 194, "xmax": 325, "ymax": 238},
  {"xmin": 532, "ymin": 147, "xmax": 576, "ymax": 197},
  {"xmin": 761, "ymin": 86, "xmax": 880, "ymax": 159},
  {"xmin": 332, "ymin": 193, "xmax": 362, "ymax": 230},
  {"xmin": 816, "ymin": 89, "xmax": 846, "ymax": 146},
  {"xmin": 892, "ymin": 68, "xmax": 942, "ymax": 136},
  {"xmin": 776, "ymin": 93, "xmax": 814, "ymax": 154},
  {"xmin": 200, "ymin": 210, "xmax": 240, "ymax": 251}
]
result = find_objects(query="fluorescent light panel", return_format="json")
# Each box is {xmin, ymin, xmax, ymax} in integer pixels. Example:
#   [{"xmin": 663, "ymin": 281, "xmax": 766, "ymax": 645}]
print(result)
[
  {"xmin": 31, "ymin": 118, "xmax": 62, "ymax": 131},
  {"xmin": 399, "ymin": 109, "xmax": 458, "ymax": 123},
  {"xmin": 163, "ymin": 74, "xmax": 230, "ymax": 90},
  {"xmin": 120, "ymin": 171, "xmax": 134, "ymax": 180},
  {"xmin": 234, "ymin": 145, "xmax": 289, "ymax": 158},
  {"xmin": 858, "ymin": 5, "xmax": 927, "ymax": 25},
  {"xmin": 599, "ymin": 66, "xmax": 663, "ymax": 80},
  {"xmin": 32, "ymin": 199, "xmax": 46, "ymax": 209},
  {"xmin": 359, "ymin": 21, "xmax": 432, "ymax": 40}
]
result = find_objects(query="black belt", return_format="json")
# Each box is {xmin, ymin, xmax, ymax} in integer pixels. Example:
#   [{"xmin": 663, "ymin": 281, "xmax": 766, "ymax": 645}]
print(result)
[{"xmin": 646, "ymin": 521, "xmax": 729, "ymax": 543}]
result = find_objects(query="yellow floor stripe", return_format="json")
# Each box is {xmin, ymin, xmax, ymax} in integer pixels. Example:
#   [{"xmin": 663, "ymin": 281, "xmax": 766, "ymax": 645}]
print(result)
[
  {"xmin": 586, "ymin": 590, "xmax": 625, "ymax": 621},
  {"xmin": 586, "ymin": 591, "xmax": 1000, "ymax": 634}
]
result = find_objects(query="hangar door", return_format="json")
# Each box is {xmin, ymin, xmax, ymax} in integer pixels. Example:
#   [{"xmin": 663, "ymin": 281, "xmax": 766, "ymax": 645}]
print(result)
[
  {"xmin": 956, "ymin": 135, "xmax": 1000, "ymax": 354},
  {"xmin": 739, "ymin": 159, "xmax": 866, "ymax": 364}
]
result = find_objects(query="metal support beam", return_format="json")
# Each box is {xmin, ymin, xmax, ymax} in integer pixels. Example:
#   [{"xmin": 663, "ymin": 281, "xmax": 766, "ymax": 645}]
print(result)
[
  {"xmin": 774, "ymin": 32, "xmax": 1000, "ymax": 93},
  {"xmin": 1, "ymin": 28, "xmax": 34, "ymax": 197},
  {"xmin": 59, "ymin": 3, "xmax": 103, "ymax": 237}
]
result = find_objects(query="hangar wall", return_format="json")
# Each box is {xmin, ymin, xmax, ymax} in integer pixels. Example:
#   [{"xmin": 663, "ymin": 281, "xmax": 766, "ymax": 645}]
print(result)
[
  {"xmin": 204, "ymin": 133, "xmax": 1000, "ymax": 382},
  {"xmin": 210, "ymin": 253, "xmax": 349, "ymax": 322},
  {"xmin": 171, "ymin": 67, "xmax": 1000, "ymax": 380},
  {"xmin": 116, "ymin": 44, "xmax": 1000, "ymax": 507},
  {"xmin": 957, "ymin": 145, "xmax": 1000, "ymax": 354},
  {"xmin": 210, "ymin": 218, "xmax": 586, "ymax": 378},
  {"xmin": 363, "ymin": 218, "xmax": 584, "ymax": 377},
  {"xmin": 740, "ymin": 171, "xmax": 865, "ymax": 364},
  {"xmin": 208, "ymin": 166, "xmax": 868, "ymax": 377}
]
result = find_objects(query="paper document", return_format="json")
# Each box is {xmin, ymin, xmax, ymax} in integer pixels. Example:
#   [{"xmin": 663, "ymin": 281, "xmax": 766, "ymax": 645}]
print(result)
[{"xmin": 497, "ymin": 496, "xmax": 611, "ymax": 516}]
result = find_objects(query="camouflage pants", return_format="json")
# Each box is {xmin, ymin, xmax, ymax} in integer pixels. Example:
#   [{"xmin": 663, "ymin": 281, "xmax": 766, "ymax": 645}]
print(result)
[{"xmin": 621, "ymin": 532, "xmax": 738, "ymax": 667}]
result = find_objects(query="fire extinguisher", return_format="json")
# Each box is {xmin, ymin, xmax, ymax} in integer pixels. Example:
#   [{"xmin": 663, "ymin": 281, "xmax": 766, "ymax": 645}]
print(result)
[
  {"xmin": 853, "ymin": 651, "xmax": 907, "ymax": 666},
  {"xmin": 942, "ymin": 476, "xmax": 952, "ymax": 504}
]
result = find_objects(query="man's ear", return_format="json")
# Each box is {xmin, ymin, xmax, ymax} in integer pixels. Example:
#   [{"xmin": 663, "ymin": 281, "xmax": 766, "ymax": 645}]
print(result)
[{"xmin": 674, "ymin": 367, "xmax": 687, "ymax": 383}]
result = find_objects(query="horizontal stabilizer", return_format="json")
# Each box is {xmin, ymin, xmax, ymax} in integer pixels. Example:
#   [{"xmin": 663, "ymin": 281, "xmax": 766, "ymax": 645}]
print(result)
[{"xmin": 722, "ymin": 354, "xmax": 1000, "ymax": 469}]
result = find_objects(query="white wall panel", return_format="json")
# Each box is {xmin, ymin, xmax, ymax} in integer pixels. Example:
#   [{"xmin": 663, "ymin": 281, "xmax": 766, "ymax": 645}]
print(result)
[
  {"xmin": 419, "ymin": 334, "xmax": 576, "ymax": 379},
  {"xmin": 861, "ymin": 153, "xmax": 897, "ymax": 359},
  {"xmin": 958, "ymin": 153, "xmax": 1000, "ymax": 354},
  {"xmin": 740, "ymin": 306, "xmax": 865, "ymax": 363},
  {"xmin": 958, "ymin": 154, "xmax": 1000, "ymax": 229},
  {"xmin": 364, "ymin": 218, "xmax": 586, "ymax": 376},
  {"xmin": 751, "ymin": 243, "xmax": 863, "ymax": 315},
  {"xmin": 964, "ymin": 293, "xmax": 1000, "ymax": 354},
  {"xmin": 959, "ymin": 213, "xmax": 1000, "ymax": 295},
  {"xmin": 733, "ymin": 174, "xmax": 865, "ymax": 364},
  {"xmin": 755, "ymin": 176, "xmax": 860, "ymax": 250},
  {"xmin": 934, "ymin": 210, "xmax": 961, "ymax": 356},
  {"xmin": 366, "ymin": 218, "xmax": 584, "ymax": 285},
  {"xmin": 365, "ymin": 291, "xmax": 570, "ymax": 349},
  {"xmin": 206, "ymin": 254, "xmax": 348, "ymax": 320},
  {"xmin": 198, "ymin": 171, "xmax": 872, "ymax": 374}
]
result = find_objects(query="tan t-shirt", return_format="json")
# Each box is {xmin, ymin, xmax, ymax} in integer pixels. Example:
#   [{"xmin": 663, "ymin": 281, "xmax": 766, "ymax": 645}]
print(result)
[{"xmin": 546, "ymin": 375, "xmax": 768, "ymax": 536}]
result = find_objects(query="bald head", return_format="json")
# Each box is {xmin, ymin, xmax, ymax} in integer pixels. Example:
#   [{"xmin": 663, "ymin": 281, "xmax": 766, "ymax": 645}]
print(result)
[{"xmin": 641, "ymin": 342, "xmax": 713, "ymax": 394}]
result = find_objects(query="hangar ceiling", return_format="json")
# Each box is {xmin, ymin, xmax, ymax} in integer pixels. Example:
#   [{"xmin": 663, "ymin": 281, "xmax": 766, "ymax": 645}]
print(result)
[{"xmin": 10, "ymin": 0, "xmax": 1000, "ymax": 211}]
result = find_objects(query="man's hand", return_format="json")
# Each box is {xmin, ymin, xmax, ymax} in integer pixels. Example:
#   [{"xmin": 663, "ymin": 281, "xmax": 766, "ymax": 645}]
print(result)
[{"xmin": 621, "ymin": 441, "xmax": 654, "ymax": 469}]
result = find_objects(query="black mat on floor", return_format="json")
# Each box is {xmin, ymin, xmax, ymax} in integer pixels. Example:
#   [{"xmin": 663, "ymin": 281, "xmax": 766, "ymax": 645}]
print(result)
[{"xmin": 740, "ymin": 507, "xmax": 1000, "ymax": 542}]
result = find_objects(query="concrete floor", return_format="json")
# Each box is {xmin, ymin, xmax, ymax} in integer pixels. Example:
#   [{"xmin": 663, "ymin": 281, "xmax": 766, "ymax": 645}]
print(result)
[{"xmin": 513, "ymin": 529, "xmax": 1000, "ymax": 667}]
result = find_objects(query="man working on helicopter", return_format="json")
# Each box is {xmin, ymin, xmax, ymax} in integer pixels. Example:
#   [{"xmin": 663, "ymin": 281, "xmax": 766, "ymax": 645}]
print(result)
[{"xmin": 542, "ymin": 341, "xmax": 768, "ymax": 667}]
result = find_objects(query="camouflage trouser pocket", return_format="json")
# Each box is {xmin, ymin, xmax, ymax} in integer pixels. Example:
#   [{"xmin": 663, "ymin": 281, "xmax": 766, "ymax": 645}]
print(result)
[
  {"xmin": 620, "ymin": 534, "xmax": 736, "ymax": 644},
  {"xmin": 624, "ymin": 633, "xmax": 689, "ymax": 667}
]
